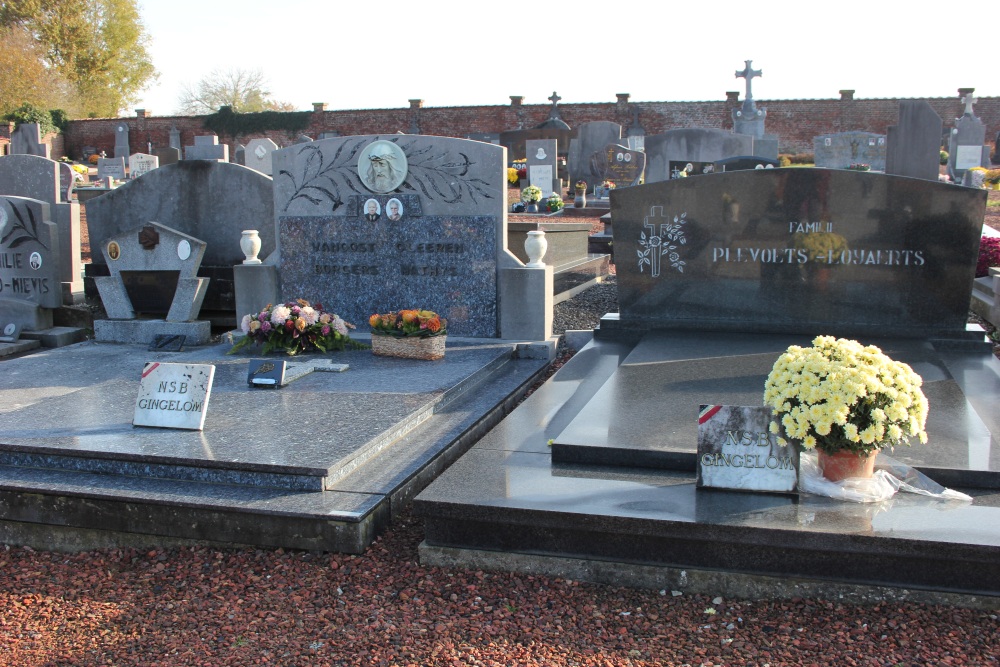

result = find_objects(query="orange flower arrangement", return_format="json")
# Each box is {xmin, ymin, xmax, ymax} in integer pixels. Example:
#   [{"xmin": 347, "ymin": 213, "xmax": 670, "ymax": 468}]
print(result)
[{"xmin": 369, "ymin": 309, "xmax": 447, "ymax": 338}]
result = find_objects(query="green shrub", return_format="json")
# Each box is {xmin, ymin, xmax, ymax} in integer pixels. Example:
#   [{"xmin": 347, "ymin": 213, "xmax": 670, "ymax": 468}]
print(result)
[
  {"xmin": 203, "ymin": 105, "xmax": 311, "ymax": 138},
  {"xmin": 940, "ymin": 150, "xmax": 949, "ymax": 165},
  {"xmin": 3, "ymin": 103, "xmax": 58, "ymax": 136}
]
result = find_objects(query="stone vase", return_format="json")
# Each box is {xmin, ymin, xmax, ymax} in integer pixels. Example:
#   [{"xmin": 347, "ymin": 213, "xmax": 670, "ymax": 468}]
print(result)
[
  {"xmin": 240, "ymin": 229, "xmax": 262, "ymax": 264},
  {"xmin": 574, "ymin": 190, "xmax": 586, "ymax": 208},
  {"xmin": 526, "ymin": 202, "xmax": 539, "ymax": 213},
  {"xmin": 524, "ymin": 230, "xmax": 547, "ymax": 267},
  {"xmin": 817, "ymin": 449, "xmax": 877, "ymax": 482}
]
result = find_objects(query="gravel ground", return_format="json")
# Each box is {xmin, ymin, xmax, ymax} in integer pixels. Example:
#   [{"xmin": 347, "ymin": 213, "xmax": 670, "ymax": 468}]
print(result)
[{"xmin": 1, "ymin": 279, "xmax": 998, "ymax": 665}]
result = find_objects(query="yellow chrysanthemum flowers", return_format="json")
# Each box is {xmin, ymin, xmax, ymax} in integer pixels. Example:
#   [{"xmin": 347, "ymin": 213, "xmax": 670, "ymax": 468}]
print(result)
[{"xmin": 764, "ymin": 336, "xmax": 929, "ymax": 456}]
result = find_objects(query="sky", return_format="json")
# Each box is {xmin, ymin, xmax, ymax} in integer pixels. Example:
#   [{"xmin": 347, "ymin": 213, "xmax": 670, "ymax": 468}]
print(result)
[{"xmin": 133, "ymin": 0, "xmax": 996, "ymax": 116}]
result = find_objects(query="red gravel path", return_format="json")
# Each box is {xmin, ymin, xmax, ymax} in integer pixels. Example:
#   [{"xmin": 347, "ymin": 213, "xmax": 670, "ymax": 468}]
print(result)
[{"xmin": 1, "ymin": 510, "xmax": 997, "ymax": 667}]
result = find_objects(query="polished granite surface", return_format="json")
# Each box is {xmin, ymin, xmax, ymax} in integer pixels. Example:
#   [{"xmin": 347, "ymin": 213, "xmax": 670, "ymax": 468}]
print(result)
[
  {"xmin": 415, "ymin": 332, "xmax": 1000, "ymax": 595},
  {"xmin": 551, "ymin": 331, "xmax": 1000, "ymax": 484}
]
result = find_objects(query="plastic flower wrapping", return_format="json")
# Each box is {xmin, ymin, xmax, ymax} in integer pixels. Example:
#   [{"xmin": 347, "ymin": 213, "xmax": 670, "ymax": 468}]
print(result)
[
  {"xmin": 229, "ymin": 299, "xmax": 361, "ymax": 356},
  {"xmin": 764, "ymin": 336, "xmax": 929, "ymax": 456},
  {"xmin": 369, "ymin": 309, "xmax": 447, "ymax": 338}
]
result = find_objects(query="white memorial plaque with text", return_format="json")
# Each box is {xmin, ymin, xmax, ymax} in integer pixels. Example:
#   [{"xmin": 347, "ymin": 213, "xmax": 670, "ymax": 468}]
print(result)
[
  {"xmin": 697, "ymin": 405, "xmax": 799, "ymax": 494},
  {"xmin": 529, "ymin": 165, "xmax": 554, "ymax": 193},
  {"xmin": 133, "ymin": 362, "xmax": 215, "ymax": 430}
]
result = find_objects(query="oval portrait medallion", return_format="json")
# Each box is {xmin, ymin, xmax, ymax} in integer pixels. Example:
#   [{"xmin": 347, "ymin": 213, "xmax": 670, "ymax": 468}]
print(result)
[{"xmin": 357, "ymin": 140, "xmax": 407, "ymax": 194}]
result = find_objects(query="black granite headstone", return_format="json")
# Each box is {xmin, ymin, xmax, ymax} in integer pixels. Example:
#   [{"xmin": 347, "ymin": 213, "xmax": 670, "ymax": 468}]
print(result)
[{"xmin": 611, "ymin": 168, "xmax": 987, "ymax": 337}]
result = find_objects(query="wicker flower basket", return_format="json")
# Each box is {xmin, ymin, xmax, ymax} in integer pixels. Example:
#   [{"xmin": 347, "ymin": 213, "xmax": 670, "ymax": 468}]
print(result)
[{"xmin": 371, "ymin": 334, "xmax": 446, "ymax": 360}]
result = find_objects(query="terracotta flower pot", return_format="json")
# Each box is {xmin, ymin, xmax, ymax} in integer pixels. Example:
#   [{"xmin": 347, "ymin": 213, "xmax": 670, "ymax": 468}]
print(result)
[{"xmin": 817, "ymin": 449, "xmax": 877, "ymax": 482}]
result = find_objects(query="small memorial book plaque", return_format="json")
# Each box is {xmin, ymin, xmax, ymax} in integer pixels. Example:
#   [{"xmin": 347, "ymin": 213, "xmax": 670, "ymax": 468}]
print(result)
[
  {"xmin": 133, "ymin": 362, "xmax": 215, "ymax": 430},
  {"xmin": 696, "ymin": 405, "xmax": 799, "ymax": 494}
]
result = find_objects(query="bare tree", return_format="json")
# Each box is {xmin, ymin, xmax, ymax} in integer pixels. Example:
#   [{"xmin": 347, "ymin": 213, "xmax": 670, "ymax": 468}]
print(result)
[{"xmin": 176, "ymin": 67, "xmax": 296, "ymax": 115}]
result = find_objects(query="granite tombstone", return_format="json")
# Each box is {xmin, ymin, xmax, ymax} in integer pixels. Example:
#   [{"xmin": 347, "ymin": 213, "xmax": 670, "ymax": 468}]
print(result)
[
  {"xmin": 128, "ymin": 153, "xmax": 159, "ymax": 179},
  {"xmin": 114, "ymin": 121, "xmax": 130, "ymax": 158},
  {"xmin": 644, "ymin": 129, "xmax": 754, "ymax": 183},
  {"xmin": 0, "ymin": 154, "xmax": 83, "ymax": 302},
  {"xmin": 244, "ymin": 138, "xmax": 279, "ymax": 176},
  {"xmin": 813, "ymin": 132, "xmax": 886, "ymax": 171},
  {"xmin": 84, "ymin": 161, "xmax": 274, "ymax": 320},
  {"xmin": 885, "ymin": 101, "xmax": 943, "ymax": 182},
  {"xmin": 525, "ymin": 139, "xmax": 560, "ymax": 196},
  {"xmin": 566, "ymin": 121, "xmax": 622, "ymax": 189},
  {"xmin": 610, "ymin": 168, "xmax": 987, "ymax": 337},
  {"xmin": 9, "ymin": 123, "xmax": 49, "ymax": 158},
  {"xmin": 0, "ymin": 196, "xmax": 62, "ymax": 330},
  {"xmin": 153, "ymin": 146, "xmax": 181, "ymax": 166},
  {"xmin": 272, "ymin": 135, "xmax": 509, "ymax": 337},
  {"xmin": 184, "ymin": 135, "xmax": 229, "ymax": 162},
  {"xmin": 591, "ymin": 143, "xmax": 645, "ymax": 188},
  {"xmin": 97, "ymin": 157, "xmax": 127, "ymax": 181},
  {"xmin": 948, "ymin": 94, "xmax": 989, "ymax": 181}
]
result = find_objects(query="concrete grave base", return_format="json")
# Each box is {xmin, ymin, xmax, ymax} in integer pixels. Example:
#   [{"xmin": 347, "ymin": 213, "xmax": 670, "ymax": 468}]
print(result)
[
  {"xmin": 94, "ymin": 319, "xmax": 212, "ymax": 345},
  {"xmin": 20, "ymin": 326, "xmax": 87, "ymax": 348}
]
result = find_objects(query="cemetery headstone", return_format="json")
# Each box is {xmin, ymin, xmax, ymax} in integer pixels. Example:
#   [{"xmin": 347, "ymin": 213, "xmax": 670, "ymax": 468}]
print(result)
[
  {"xmin": 814, "ymin": 132, "xmax": 886, "ymax": 171},
  {"xmin": 93, "ymin": 222, "xmax": 212, "ymax": 344},
  {"xmin": 128, "ymin": 153, "xmax": 159, "ymax": 179},
  {"xmin": 234, "ymin": 144, "xmax": 246, "ymax": 166},
  {"xmin": 114, "ymin": 121, "xmax": 130, "ymax": 158},
  {"xmin": 566, "ymin": 121, "xmax": 623, "ymax": 189},
  {"xmin": 0, "ymin": 322, "xmax": 22, "ymax": 342},
  {"xmin": 184, "ymin": 135, "xmax": 229, "ymax": 162},
  {"xmin": 610, "ymin": 168, "xmax": 986, "ymax": 337},
  {"xmin": 0, "ymin": 196, "xmax": 62, "ymax": 330},
  {"xmin": 9, "ymin": 123, "xmax": 49, "ymax": 158},
  {"xmin": 244, "ymin": 138, "xmax": 279, "ymax": 175},
  {"xmin": 732, "ymin": 60, "xmax": 767, "ymax": 139},
  {"xmin": 885, "ymin": 101, "xmax": 943, "ymax": 182},
  {"xmin": 272, "ymin": 134, "xmax": 508, "ymax": 337},
  {"xmin": 643, "ymin": 129, "xmax": 754, "ymax": 183},
  {"xmin": 169, "ymin": 125, "xmax": 181, "ymax": 150},
  {"xmin": 97, "ymin": 157, "xmax": 127, "ymax": 181},
  {"xmin": 993, "ymin": 131, "xmax": 1000, "ymax": 166},
  {"xmin": 84, "ymin": 160, "xmax": 276, "ymax": 319},
  {"xmin": 626, "ymin": 107, "xmax": 646, "ymax": 152},
  {"xmin": 133, "ymin": 361, "xmax": 215, "ymax": 430},
  {"xmin": 590, "ymin": 143, "xmax": 646, "ymax": 188},
  {"xmin": 0, "ymin": 154, "xmax": 83, "ymax": 302},
  {"xmin": 153, "ymin": 146, "xmax": 180, "ymax": 166},
  {"xmin": 948, "ymin": 94, "xmax": 989, "ymax": 181},
  {"xmin": 58, "ymin": 162, "xmax": 75, "ymax": 202},
  {"xmin": 466, "ymin": 133, "xmax": 500, "ymax": 145},
  {"xmin": 526, "ymin": 139, "xmax": 560, "ymax": 196}
]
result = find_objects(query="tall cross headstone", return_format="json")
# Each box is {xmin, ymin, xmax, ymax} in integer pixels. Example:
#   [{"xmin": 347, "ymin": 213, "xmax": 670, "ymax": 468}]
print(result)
[
  {"xmin": 962, "ymin": 94, "xmax": 978, "ymax": 117},
  {"xmin": 169, "ymin": 125, "xmax": 182, "ymax": 150},
  {"xmin": 732, "ymin": 60, "xmax": 767, "ymax": 139},
  {"xmin": 114, "ymin": 121, "xmax": 130, "ymax": 158},
  {"xmin": 949, "ymin": 93, "xmax": 989, "ymax": 181}
]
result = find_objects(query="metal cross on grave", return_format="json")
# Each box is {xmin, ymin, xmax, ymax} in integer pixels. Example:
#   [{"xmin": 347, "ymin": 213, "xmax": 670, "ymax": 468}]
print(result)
[
  {"xmin": 962, "ymin": 94, "xmax": 978, "ymax": 117},
  {"xmin": 735, "ymin": 60, "xmax": 762, "ymax": 102}
]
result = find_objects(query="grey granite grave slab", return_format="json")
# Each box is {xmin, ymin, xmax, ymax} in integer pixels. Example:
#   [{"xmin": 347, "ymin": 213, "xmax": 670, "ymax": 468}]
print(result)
[
  {"xmin": 610, "ymin": 169, "xmax": 987, "ymax": 337},
  {"xmin": 566, "ymin": 121, "xmax": 622, "ymax": 189},
  {"xmin": 272, "ymin": 135, "xmax": 511, "ymax": 338},
  {"xmin": 591, "ymin": 143, "xmax": 645, "ymax": 187},
  {"xmin": 948, "ymin": 112, "xmax": 988, "ymax": 181},
  {"xmin": 153, "ymin": 146, "xmax": 180, "ymax": 166},
  {"xmin": 814, "ymin": 132, "xmax": 886, "ymax": 171},
  {"xmin": 885, "ymin": 101, "xmax": 943, "ymax": 182},
  {"xmin": 0, "ymin": 154, "xmax": 84, "ymax": 300},
  {"xmin": 0, "ymin": 337, "xmax": 549, "ymax": 552}
]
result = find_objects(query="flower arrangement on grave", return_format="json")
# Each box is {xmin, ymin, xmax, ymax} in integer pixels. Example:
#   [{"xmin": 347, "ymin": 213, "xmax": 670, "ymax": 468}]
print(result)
[
  {"xmin": 507, "ymin": 167, "xmax": 520, "ymax": 185},
  {"xmin": 846, "ymin": 163, "xmax": 870, "ymax": 171},
  {"xmin": 575, "ymin": 180, "xmax": 588, "ymax": 192},
  {"xmin": 521, "ymin": 185, "xmax": 543, "ymax": 203},
  {"xmin": 88, "ymin": 154, "xmax": 100, "ymax": 165},
  {"xmin": 601, "ymin": 180, "xmax": 616, "ymax": 190},
  {"xmin": 978, "ymin": 237, "xmax": 1000, "ymax": 277},
  {"xmin": 368, "ymin": 309, "xmax": 448, "ymax": 360},
  {"xmin": 793, "ymin": 231, "xmax": 848, "ymax": 263},
  {"xmin": 546, "ymin": 194, "xmax": 564, "ymax": 212},
  {"xmin": 228, "ymin": 299, "xmax": 362, "ymax": 356},
  {"xmin": 512, "ymin": 159, "xmax": 527, "ymax": 180},
  {"xmin": 369, "ymin": 309, "xmax": 447, "ymax": 338},
  {"xmin": 984, "ymin": 168, "xmax": 1000, "ymax": 187},
  {"xmin": 764, "ymin": 336, "xmax": 929, "ymax": 461}
]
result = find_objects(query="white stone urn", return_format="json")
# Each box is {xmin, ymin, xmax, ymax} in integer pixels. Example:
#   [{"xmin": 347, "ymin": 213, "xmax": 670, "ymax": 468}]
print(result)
[
  {"xmin": 240, "ymin": 229, "xmax": 262, "ymax": 264},
  {"xmin": 524, "ymin": 230, "xmax": 547, "ymax": 268}
]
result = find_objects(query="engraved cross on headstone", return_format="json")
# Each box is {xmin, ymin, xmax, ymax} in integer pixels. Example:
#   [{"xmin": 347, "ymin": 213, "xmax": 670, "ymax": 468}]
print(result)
[
  {"xmin": 962, "ymin": 94, "xmax": 978, "ymax": 117},
  {"xmin": 735, "ymin": 59, "xmax": 762, "ymax": 102},
  {"xmin": 643, "ymin": 207, "xmax": 672, "ymax": 278}
]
